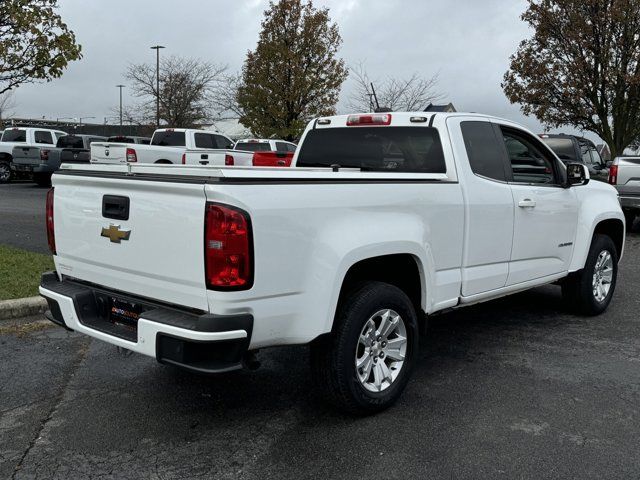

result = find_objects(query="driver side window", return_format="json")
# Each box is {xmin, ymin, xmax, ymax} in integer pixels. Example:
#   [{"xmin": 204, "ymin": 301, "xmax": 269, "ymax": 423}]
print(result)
[{"xmin": 500, "ymin": 128, "xmax": 557, "ymax": 185}]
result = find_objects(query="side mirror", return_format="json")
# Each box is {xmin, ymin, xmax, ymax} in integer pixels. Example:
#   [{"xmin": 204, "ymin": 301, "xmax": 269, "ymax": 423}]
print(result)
[
  {"xmin": 593, "ymin": 163, "xmax": 603, "ymax": 171},
  {"xmin": 605, "ymin": 160, "xmax": 613, "ymax": 168},
  {"xmin": 565, "ymin": 162, "xmax": 590, "ymax": 187}
]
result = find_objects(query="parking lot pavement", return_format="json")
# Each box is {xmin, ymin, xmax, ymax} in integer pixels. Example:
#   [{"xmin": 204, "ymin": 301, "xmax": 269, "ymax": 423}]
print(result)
[
  {"xmin": 0, "ymin": 182, "xmax": 49, "ymax": 254},
  {"xmin": 0, "ymin": 231, "xmax": 638, "ymax": 479}
]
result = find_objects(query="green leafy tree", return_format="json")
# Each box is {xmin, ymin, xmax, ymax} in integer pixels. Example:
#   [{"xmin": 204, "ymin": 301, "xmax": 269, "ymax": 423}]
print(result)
[
  {"xmin": 237, "ymin": 0, "xmax": 348, "ymax": 140},
  {"xmin": 503, "ymin": 0, "xmax": 640, "ymax": 158},
  {"xmin": 0, "ymin": 0, "xmax": 82, "ymax": 95}
]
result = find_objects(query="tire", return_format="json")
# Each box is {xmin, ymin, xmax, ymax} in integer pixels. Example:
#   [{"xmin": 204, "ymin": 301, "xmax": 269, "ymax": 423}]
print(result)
[
  {"xmin": 310, "ymin": 281, "xmax": 419, "ymax": 415},
  {"xmin": 154, "ymin": 159, "xmax": 172, "ymax": 164},
  {"xmin": 0, "ymin": 161, "xmax": 12, "ymax": 183},
  {"xmin": 33, "ymin": 172, "xmax": 52, "ymax": 187},
  {"xmin": 562, "ymin": 234, "xmax": 618, "ymax": 315}
]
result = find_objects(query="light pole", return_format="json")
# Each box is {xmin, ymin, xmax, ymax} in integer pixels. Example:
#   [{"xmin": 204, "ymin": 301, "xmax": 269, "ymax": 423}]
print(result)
[
  {"xmin": 116, "ymin": 84, "xmax": 125, "ymax": 134},
  {"xmin": 150, "ymin": 45, "xmax": 165, "ymax": 128}
]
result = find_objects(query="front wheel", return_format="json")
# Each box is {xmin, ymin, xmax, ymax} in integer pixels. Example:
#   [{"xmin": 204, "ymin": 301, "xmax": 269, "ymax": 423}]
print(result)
[
  {"xmin": 562, "ymin": 234, "xmax": 618, "ymax": 315},
  {"xmin": 0, "ymin": 162, "xmax": 12, "ymax": 183},
  {"xmin": 310, "ymin": 281, "xmax": 419, "ymax": 415}
]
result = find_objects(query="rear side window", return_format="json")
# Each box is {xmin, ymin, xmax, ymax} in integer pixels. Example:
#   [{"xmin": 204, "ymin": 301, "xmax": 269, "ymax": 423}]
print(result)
[
  {"xmin": 461, "ymin": 121, "xmax": 507, "ymax": 181},
  {"xmin": 297, "ymin": 127, "xmax": 446, "ymax": 173},
  {"xmin": 151, "ymin": 131, "xmax": 186, "ymax": 147},
  {"xmin": 286, "ymin": 143, "xmax": 297, "ymax": 152},
  {"xmin": 2, "ymin": 129, "xmax": 27, "ymax": 142},
  {"xmin": 235, "ymin": 142, "xmax": 271, "ymax": 152},
  {"xmin": 194, "ymin": 133, "xmax": 216, "ymax": 149},
  {"xmin": 35, "ymin": 131, "xmax": 54, "ymax": 144},
  {"xmin": 57, "ymin": 136, "xmax": 84, "ymax": 148}
]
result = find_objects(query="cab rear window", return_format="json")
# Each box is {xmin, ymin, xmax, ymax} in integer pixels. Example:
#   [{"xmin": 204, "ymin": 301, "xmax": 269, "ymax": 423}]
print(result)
[
  {"xmin": 296, "ymin": 127, "xmax": 446, "ymax": 173},
  {"xmin": 2, "ymin": 129, "xmax": 26, "ymax": 142},
  {"xmin": 235, "ymin": 142, "xmax": 271, "ymax": 152},
  {"xmin": 57, "ymin": 136, "xmax": 84, "ymax": 148},
  {"xmin": 151, "ymin": 131, "xmax": 186, "ymax": 147}
]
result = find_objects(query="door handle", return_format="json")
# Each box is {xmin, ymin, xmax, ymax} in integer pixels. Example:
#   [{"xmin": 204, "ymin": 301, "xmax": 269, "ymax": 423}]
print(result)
[{"xmin": 518, "ymin": 199, "xmax": 536, "ymax": 208}]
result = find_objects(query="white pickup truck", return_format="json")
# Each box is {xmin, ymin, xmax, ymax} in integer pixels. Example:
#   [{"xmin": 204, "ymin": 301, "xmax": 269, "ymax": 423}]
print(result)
[
  {"xmin": 90, "ymin": 128, "xmax": 252, "ymax": 166},
  {"xmin": 40, "ymin": 112, "xmax": 625, "ymax": 414},
  {"xmin": 0, "ymin": 127, "xmax": 67, "ymax": 182}
]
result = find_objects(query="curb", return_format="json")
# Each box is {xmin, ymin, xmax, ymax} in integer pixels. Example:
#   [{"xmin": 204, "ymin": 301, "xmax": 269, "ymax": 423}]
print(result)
[{"xmin": 0, "ymin": 296, "xmax": 47, "ymax": 321}]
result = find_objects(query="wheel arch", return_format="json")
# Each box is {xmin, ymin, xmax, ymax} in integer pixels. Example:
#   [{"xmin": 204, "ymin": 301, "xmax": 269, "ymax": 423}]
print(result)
[
  {"xmin": 593, "ymin": 218, "xmax": 624, "ymax": 259},
  {"xmin": 154, "ymin": 159, "xmax": 172, "ymax": 164}
]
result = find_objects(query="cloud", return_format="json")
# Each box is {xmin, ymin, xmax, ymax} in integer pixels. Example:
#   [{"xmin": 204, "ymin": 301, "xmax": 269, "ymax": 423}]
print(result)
[{"xmin": 8, "ymin": 0, "xmax": 600, "ymax": 142}]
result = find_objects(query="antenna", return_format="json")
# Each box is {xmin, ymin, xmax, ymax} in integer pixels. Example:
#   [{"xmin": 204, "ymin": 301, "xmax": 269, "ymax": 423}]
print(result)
[{"xmin": 370, "ymin": 82, "xmax": 380, "ymax": 111}]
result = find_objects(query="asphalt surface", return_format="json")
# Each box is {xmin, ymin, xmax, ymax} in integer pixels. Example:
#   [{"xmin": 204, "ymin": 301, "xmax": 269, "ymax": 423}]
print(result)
[
  {"xmin": 1, "ymin": 181, "xmax": 640, "ymax": 478},
  {"xmin": 0, "ymin": 182, "xmax": 49, "ymax": 254}
]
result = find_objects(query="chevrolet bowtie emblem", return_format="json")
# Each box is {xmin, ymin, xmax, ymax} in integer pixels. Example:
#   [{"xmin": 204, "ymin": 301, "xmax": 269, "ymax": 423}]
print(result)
[{"xmin": 101, "ymin": 224, "xmax": 131, "ymax": 243}]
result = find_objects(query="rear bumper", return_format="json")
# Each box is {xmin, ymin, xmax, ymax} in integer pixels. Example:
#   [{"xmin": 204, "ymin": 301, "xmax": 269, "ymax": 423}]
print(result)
[
  {"xmin": 39, "ymin": 272, "xmax": 253, "ymax": 373},
  {"xmin": 11, "ymin": 162, "xmax": 53, "ymax": 173},
  {"xmin": 619, "ymin": 195, "xmax": 640, "ymax": 211}
]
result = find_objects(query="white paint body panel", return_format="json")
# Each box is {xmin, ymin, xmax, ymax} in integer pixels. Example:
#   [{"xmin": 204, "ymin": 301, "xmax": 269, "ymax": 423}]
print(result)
[{"xmin": 47, "ymin": 112, "xmax": 624, "ymax": 352}]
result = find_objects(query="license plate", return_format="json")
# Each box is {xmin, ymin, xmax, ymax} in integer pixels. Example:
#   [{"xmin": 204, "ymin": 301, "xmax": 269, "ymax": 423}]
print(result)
[
  {"xmin": 15, "ymin": 164, "xmax": 33, "ymax": 172},
  {"xmin": 109, "ymin": 297, "xmax": 142, "ymax": 332}
]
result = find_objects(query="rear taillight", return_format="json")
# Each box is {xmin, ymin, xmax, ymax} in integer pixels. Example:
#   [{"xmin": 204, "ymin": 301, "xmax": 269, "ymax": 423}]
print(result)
[
  {"xmin": 204, "ymin": 203, "xmax": 253, "ymax": 290},
  {"xmin": 40, "ymin": 149, "xmax": 50, "ymax": 161},
  {"xmin": 225, "ymin": 154, "xmax": 234, "ymax": 166},
  {"xmin": 46, "ymin": 188, "xmax": 56, "ymax": 255},
  {"xmin": 181, "ymin": 152, "xmax": 186, "ymax": 164},
  {"xmin": 126, "ymin": 148, "xmax": 137, "ymax": 162},
  {"xmin": 608, "ymin": 164, "xmax": 618, "ymax": 185},
  {"xmin": 346, "ymin": 113, "xmax": 392, "ymax": 126}
]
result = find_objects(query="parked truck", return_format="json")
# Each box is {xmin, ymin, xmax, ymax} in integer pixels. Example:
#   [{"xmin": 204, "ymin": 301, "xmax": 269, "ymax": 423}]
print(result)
[
  {"xmin": 609, "ymin": 156, "xmax": 640, "ymax": 228},
  {"xmin": 11, "ymin": 134, "xmax": 107, "ymax": 187},
  {"xmin": 40, "ymin": 112, "xmax": 624, "ymax": 414},
  {"xmin": 0, "ymin": 127, "xmax": 67, "ymax": 182},
  {"xmin": 91, "ymin": 128, "xmax": 241, "ymax": 165}
]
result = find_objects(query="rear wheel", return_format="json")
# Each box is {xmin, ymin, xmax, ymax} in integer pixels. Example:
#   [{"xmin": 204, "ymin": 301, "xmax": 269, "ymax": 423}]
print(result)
[
  {"xmin": 562, "ymin": 234, "xmax": 618, "ymax": 315},
  {"xmin": 0, "ymin": 161, "xmax": 11, "ymax": 183},
  {"xmin": 310, "ymin": 281, "xmax": 418, "ymax": 415},
  {"xmin": 33, "ymin": 172, "xmax": 52, "ymax": 187}
]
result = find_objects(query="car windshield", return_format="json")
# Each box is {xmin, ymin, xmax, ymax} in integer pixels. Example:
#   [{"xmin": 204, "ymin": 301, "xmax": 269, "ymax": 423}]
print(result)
[
  {"xmin": 296, "ymin": 126, "xmax": 447, "ymax": 173},
  {"xmin": 235, "ymin": 142, "xmax": 271, "ymax": 152},
  {"xmin": 151, "ymin": 131, "xmax": 186, "ymax": 147},
  {"xmin": 541, "ymin": 137, "xmax": 576, "ymax": 161},
  {"xmin": 57, "ymin": 136, "xmax": 84, "ymax": 148},
  {"xmin": 2, "ymin": 129, "xmax": 27, "ymax": 142}
]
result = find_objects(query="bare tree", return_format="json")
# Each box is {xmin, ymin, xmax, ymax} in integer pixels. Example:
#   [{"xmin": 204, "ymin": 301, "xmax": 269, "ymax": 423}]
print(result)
[
  {"xmin": 0, "ymin": 91, "xmax": 16, "ymax": 128},
  {"xmin": 346, "ymin": 62, "xmax": 443, "ymax": 112},
  {"xmin": 125, "ymin": 56, "xmax": 229, "ymax": 127},
  {"xmin": 209, "ymin": 72, "xmax": 244, "ymax": 120}
]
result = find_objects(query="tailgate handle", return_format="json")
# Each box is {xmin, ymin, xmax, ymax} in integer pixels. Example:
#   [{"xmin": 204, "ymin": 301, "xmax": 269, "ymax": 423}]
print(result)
[
  {"xmin": 200, "ymin": 154, "xmax": 208, "ymax": 160},
  {"xmin": 102, "ymin": 195, "xmax": 130, "ymax": 221}
]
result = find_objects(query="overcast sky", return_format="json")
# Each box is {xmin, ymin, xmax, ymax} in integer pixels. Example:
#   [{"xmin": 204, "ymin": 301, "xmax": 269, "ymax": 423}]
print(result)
[{"xmin": 9, "ymin": 0, "xmax": 597, "ymax": 141}]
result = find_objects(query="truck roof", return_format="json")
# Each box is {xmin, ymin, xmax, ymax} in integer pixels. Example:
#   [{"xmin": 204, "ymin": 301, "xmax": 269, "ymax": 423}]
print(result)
[{"xmin": 311, "ymin": 111, "xmax": 503, "ymax": 128}]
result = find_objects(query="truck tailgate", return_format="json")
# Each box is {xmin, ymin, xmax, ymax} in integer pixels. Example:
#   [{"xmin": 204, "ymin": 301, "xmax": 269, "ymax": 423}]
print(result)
[
  {"xmin": 59, "ymin": 148, "xmax": 90, "ymax": 163},
  {"xmin": 91, "ymin": 143, "xmax": 127, "ymax": 164},
  {"xmin": 52, "ymin": 173, "xmax": 209, "ymax": 310},
  {"xmin": 11, "ymin": 146, "xmax": 42, "ymax": 166}
]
